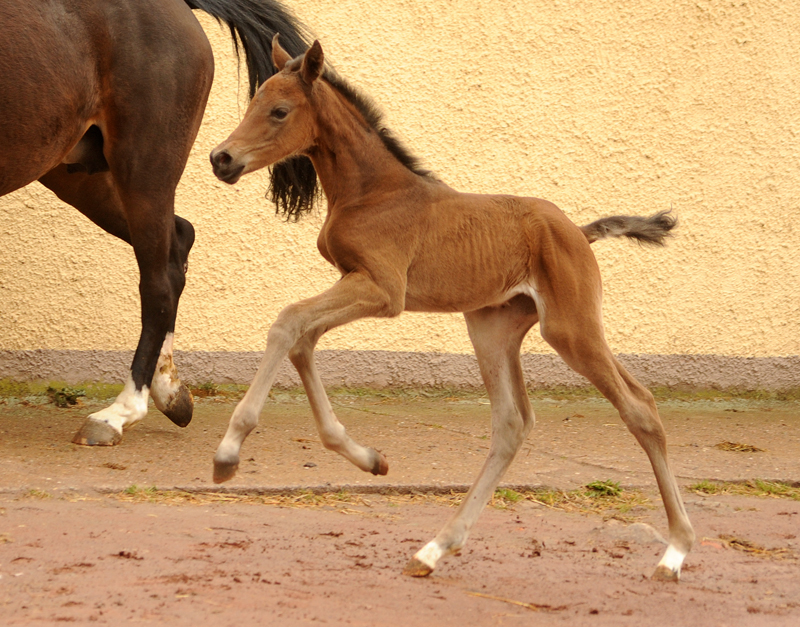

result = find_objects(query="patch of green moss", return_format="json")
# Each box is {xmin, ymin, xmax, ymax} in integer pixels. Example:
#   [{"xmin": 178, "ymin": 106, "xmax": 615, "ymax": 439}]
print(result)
[
  {"xmin": 0, "ymin": 379, "xmax": 123, "ymax": 401},
  {"xmin": 650, "ymin": 386, "xmax": 800, "ymax": 402},
  {"xmin": 687, "ymin": 479, "xmax": 800, "ymax": 500},
  {"xmin": 585, "ymin": 480, "xmax": 622, "ymax": 497},
  {"xmin": 26, "ymin": 488, "xmax": 52, "ymax": 499},
  {"xmin": 47, "ymin": 386, "xmax": 86, "ymax": 408},
  {"xmin": 0, "ymin": 379, "xmax": 32, "ymax": 397}
]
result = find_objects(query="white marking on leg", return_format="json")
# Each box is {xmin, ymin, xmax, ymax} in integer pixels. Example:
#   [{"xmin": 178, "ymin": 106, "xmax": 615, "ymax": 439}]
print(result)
[
  {"xmin": 150, "ymin": 333, "xmax": 179, "ymax": 410},
  {"xmin": 657, "ymin": 544, "xmax": 687, "ymax": 576},
  {"xmin": 413, "ymin": 541, "xmax": 446, "ymax": 572},
  {"xmin": 87, "ymin": 375, "xmax": 149, "ymax": 433}
]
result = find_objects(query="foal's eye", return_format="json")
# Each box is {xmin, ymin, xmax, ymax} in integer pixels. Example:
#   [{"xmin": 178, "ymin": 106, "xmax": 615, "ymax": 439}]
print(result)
[{"xmin": 271, "ymin": 107, "xmax": 289, "ymax": 120}]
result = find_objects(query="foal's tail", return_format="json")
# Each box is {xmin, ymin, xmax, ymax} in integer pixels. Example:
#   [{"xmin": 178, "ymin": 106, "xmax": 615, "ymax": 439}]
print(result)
[{"xmin": 580, "ymin": 210, "xmax": 677, "ymax": 246}]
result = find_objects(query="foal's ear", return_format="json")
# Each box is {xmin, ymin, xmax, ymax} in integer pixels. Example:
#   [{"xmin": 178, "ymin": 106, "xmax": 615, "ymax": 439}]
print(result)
[
  {"xmin": 271, "ymin": 33, "xmax": 292, "ymax": 71},
  {"xmin": 301, "ymin": 40, "xmax": 324, "ymax": 84}
]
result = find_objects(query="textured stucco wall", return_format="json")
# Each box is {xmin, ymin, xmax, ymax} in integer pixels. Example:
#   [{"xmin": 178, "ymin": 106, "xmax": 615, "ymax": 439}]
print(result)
[{"xmin": 1, "ymin": 0, "xmax": 799, "ymax": 386}]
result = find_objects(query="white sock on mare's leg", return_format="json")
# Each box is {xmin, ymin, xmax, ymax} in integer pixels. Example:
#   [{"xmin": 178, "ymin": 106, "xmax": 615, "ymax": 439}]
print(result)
[{"xmin": 88, "ymin": 374, "xmax": 150, "ymax": 434}]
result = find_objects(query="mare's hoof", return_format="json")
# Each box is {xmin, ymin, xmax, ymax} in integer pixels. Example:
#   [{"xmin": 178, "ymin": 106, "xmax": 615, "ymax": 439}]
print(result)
[
  {"xmin": 213, "ymin": 458, "xmax": 239, "ymax": 484},
  {"xmin": 72, "ymin": 419, "xmax": 122, "ymax": 446},
  {"xmin": 369, "ymin": 449, "xmax": 389, "ymax": 476},
  {"xmin": 652, "ymin": 565, "xmax": 680, "ymax": 582},
  {"xmin": 403, "ymin": 557, "xmax": 433, "ymax": 577},
  {"xmin": 162, "ymin": 384, "xmax": 194, "ymax": 428}
]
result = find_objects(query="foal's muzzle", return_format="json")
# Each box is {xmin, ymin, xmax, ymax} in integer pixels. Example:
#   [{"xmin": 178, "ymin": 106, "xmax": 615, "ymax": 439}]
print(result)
[{"xmin": 210, "ymin": 149, "xmax": 245, "ymax": 184}]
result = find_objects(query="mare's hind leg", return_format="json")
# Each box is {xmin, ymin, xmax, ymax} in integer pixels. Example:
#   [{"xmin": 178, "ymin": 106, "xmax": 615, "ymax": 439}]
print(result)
[
  {"xmin": 405, "ymin": 295, "xmax": 538, "ymax": 576},
  {"xmin": 38, "ymin": 166, "xmax": 196, "ymax": 443},
  {"xmin": 538, "ymin": 289, "xmax": 694, "ymax": 581}
]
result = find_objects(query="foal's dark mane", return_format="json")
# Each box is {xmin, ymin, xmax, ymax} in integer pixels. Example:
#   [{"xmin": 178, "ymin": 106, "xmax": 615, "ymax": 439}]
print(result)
[
  {"xmin": 321, "ymin": 69, "xmax": 434, "ymax": 182},
  {"xmin": 266, "ymin": 64, "xmax": 434, "ymax": 218}
]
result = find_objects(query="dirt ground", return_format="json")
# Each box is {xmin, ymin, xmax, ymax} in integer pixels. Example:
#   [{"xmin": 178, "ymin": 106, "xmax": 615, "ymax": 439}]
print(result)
[{"xmin": 1, "ymin": 390, "xmax": 799, "ymax": 626}]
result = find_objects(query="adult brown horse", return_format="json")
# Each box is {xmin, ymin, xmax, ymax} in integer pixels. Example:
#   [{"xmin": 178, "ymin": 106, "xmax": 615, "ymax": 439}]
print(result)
[
  {"xmin": 0, "ymin": 0, "xmax": 315, "ymax": 445},
  {"xmin": 209, "ymin": 37, "xmax": 695, "ymax": 582}
]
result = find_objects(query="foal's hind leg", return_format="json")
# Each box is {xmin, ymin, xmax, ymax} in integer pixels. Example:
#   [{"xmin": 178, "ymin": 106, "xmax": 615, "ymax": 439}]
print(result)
[
  {"xmin": 539, "ymin": 295, "xmax": 694, "ymax": 581},
  {"xmin": 39, "ymin": 167, "xmax": 196, "ymax": 443},
  {"xmin": 405, "ymin": 295, "xmax": 538, "ymax": 576}
]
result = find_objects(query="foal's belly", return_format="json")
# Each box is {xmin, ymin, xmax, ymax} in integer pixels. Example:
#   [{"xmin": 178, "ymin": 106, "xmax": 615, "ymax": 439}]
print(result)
[{"xmin": 403, "ymin": 272, "xmax": 530, "ymax": 314}]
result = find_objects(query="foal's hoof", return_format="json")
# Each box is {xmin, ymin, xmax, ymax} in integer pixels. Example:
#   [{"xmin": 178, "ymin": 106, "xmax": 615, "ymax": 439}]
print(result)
[
  {"xmin": 213, "ymin": 458, "xmax": 239, "ymax": 484},
  {"xmin": 161, "ymin": 384, "xmax": 194, "ymax": 428},
  {"xmin": 72, "ymin": 419, "xmax": 123, "ymax": 446},
  {"xmin": 651, "ymin": 565, "xmax": 680, "ymax": 582},
  {"xmin": 403, "ymin": 557, "xmax": 433, "ymax": 578},
  {"xmin": 369, "ymin": 449, "xmax": 389, "ymax": 476}
]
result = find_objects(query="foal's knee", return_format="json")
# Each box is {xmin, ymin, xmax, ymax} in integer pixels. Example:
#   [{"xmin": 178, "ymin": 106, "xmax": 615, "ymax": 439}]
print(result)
[{"xmin": 520, "ymin": 407, "xmax": 535, "ymax": 437}]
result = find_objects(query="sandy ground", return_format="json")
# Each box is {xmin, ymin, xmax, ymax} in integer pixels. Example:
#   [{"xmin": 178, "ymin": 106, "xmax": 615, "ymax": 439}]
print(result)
[{"xmin": 1, "ymin": 391, "xmax": 799, "ymax": 625}]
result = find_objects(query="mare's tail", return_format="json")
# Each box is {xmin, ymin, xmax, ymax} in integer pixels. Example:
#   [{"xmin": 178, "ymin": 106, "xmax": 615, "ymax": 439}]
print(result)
[
  {"xmin": 580, "ymin": 210, "xmax": 677, "ymax": 246},
  {"xmin": 185, "ymin": 0, "xmax": 317, "ymax": 219}
]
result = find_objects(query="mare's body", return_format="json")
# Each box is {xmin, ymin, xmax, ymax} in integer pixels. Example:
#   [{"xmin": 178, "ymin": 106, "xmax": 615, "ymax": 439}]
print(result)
[{"xmin": 209, "ymin": 38, "xmax": 695, "ymax": 581}]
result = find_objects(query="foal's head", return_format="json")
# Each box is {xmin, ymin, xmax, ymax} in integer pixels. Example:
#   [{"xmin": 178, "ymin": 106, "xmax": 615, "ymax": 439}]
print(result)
[{"xmin": 210, "ymin": 35, "xmax": 323, "ymax": 184}]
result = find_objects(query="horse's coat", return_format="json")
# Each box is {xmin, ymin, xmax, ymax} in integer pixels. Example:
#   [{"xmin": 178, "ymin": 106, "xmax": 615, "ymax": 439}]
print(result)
[
  {"xmin": 210, "ymin": 37, "xmax": 695, "ymax": 581},
  {"xmin": 0, "ymin": 0, "xmax": 310, "ymax": 444}
]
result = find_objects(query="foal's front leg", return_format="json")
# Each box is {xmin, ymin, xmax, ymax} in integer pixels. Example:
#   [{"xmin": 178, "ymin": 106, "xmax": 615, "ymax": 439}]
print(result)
[{"xmin": 213, "ymin": 272, "xmax": 398, "ymax": 483}]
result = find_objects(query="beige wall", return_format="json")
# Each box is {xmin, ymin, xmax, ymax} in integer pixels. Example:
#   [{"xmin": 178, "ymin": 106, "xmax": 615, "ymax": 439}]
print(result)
[{"xmin": 1, "ymin": 1, "xmax": 799, "ymax": 385}]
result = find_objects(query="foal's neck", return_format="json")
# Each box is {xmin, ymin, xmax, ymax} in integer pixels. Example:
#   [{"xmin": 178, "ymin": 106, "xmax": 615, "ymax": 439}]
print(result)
[{"xmin": 307, "ymin": 82, "xmax": 419, "ymax": 208}]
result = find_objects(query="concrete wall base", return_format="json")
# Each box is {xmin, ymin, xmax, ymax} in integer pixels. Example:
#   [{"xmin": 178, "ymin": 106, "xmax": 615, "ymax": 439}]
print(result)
[{"xmin": 2, "ymin": 350, "xmax": 800, "ymax": 392}]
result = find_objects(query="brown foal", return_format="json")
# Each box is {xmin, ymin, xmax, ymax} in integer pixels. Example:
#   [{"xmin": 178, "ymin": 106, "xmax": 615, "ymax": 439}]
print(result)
[{"xmin": 210, "ymin": 36, "xmax": 694, "ymax": 581}]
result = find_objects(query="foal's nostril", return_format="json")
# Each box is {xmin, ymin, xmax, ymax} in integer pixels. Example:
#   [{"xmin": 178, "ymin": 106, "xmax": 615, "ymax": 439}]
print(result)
[
  {"xmin": 210, "ymin": 148, "xmax": 245, "ymax": 184},
  {"xmin": 211, "ymin": 150, "xmax": 232, "ymax": 168}
]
